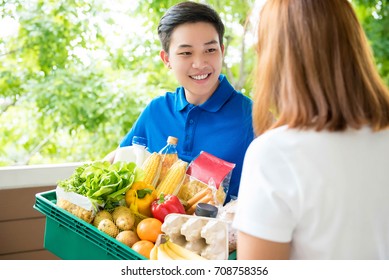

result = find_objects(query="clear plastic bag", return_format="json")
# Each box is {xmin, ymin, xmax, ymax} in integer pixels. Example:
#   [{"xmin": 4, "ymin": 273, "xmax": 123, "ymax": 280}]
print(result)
[
  {"xmin": 217, "ymin": 199, "xmax": 238, "ymax": 253},
  {"xmin": 186, "ymin": 151, "xmax": 235, "ymax": 206}
]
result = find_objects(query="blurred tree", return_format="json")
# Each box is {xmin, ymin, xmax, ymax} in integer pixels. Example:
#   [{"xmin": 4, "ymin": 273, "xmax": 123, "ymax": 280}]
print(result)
[
  {"xmin": 351, "ymin": 0, "xmax": 389, "ymax": 84},
  {"xmin": 0, "ymin": 0, "xmax": 387, "ymax": 166},
  {"xmin": 0, "ymin": 0, "xmax": 255, "ymax": 166}
]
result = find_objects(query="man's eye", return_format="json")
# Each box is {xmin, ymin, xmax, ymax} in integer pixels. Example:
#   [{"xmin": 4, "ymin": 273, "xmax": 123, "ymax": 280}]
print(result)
[
  {"xmin": 179, "ymin": 52, "xmax": 191, "ymax": 56},
  {"xmin": 206, "ymin": 48, "xmax": 216, "ymax": 53}
]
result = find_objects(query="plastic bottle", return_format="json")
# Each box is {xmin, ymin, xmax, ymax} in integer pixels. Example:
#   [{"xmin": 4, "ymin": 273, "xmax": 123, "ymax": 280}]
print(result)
[
  {"xmin": 113, "ymin": 136, "xmax": 150, "ymax": 166},
  {"xmin": 131, "ymin": 136, "xmax": 151, "ymax": 167},
  {"xmin": 158, "ymin": 136, "xmax": 179, "ymax": 184}
]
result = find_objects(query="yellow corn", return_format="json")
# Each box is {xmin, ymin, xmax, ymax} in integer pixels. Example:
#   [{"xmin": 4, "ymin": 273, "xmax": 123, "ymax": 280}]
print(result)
[
  {"xmin": 141, "ymin": 152, "xmax": 162, "ymax": 187},
  {"xmin": 156, "ymin": 159, "xmax": 188, "ymax": 196}
]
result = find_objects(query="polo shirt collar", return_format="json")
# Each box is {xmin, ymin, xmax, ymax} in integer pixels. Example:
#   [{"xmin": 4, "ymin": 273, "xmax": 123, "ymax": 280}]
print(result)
[
  {"xmin": 176, "ymin": 87, "xmax": 189, "ymax": 111},
  {"xmin": 175, "ymin": 75, "xmax": 234, "ymax": 112}
]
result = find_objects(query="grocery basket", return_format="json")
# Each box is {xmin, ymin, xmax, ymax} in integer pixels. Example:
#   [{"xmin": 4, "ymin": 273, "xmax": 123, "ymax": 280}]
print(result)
[{"xmin": 33, "ymin": 189, "xmax": 146, "ymax": 260}]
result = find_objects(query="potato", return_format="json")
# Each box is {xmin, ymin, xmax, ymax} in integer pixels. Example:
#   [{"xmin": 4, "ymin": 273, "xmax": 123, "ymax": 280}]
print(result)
[
  {"xmin": 93, "ymin": 210, "xmax": 113, "ymax": 227},
  {"xmin": 112, "ymin": 206, "xmax": 132, "ymax": 221},
  {"xmin": 116, "ymin": 230, "xmax": 140, "ymax": 247},
  {"xmin": 116, "ymin": 214, "xmax": 135, "ymax": 231},
  {"xmin": 98, "ymin": 218, "xmax": 119, "ymax": 238}
]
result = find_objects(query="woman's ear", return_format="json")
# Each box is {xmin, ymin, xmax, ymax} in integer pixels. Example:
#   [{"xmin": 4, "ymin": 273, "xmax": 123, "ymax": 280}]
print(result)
[{"xmin": 160, "ymin": 50, "xmax": 171, "ymax": 68}]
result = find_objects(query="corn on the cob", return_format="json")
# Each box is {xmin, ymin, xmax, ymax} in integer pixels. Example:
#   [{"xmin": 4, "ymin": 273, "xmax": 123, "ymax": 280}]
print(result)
[
  {"xmin": 141, "ymin": 152, "xmax": 162, "ymax": 187},
  {"xmin": 156, "ymin": 159, "xmax": 188, "ymax": 196}
]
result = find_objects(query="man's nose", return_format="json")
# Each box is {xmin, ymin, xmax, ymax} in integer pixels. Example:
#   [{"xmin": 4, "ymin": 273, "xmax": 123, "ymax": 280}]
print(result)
[{"xmin": 192, "ymin": 55, "xmax": 208, "ymax": 69}]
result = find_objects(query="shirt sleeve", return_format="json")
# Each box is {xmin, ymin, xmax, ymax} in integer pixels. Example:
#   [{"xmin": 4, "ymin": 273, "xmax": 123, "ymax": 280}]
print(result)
[{"xmin": 232, "ymin": 134, "xmax": 300, "ymax": 243}]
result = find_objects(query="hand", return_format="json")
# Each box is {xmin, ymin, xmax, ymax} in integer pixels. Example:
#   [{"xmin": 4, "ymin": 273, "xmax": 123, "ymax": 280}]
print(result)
[{"xmin": 103, "ymin": 149, "xmax": 117, "ymax": 163}]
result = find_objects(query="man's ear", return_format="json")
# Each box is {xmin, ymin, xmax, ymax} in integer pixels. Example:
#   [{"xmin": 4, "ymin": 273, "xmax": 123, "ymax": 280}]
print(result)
[
  {"xmin": 160, "ymin": 50, "xmax": 170, "ymax": 68},
  {"xmin": 221, "ymin": 44, "xmax": 225, "ymax": 55}
]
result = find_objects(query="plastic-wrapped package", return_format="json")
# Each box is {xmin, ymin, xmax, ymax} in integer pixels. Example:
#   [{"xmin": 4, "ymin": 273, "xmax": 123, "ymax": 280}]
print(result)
[
  {"xmin": 178, "ymin": 151, "xmax": 235, "ymax": 214},
  {"xmin": 177, "ymin": 174, "xmax": 208, "ymax": 203},
  {"xmin": 217, "ymin": 199, "xmax": 238, "ymax": 253},
  {"xmin": 186, "ymin": 151, "xmax": 235, "ymax": 205}
]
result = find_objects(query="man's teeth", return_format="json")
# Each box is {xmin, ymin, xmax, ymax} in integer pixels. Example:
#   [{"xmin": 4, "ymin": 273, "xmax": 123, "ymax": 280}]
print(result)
[{"xmin": 191, "ymin": 74, "xmax": 208, "ymax": 80}]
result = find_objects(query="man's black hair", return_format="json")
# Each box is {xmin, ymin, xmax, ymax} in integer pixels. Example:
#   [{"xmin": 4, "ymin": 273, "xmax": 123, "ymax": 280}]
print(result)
[{"xmin": 158, "ymin": 1, "xmax": 225, "ymax": 52}]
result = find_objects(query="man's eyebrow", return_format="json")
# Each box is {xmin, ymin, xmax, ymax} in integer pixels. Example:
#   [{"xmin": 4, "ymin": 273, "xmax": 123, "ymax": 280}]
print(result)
[
  {"xmin": 204, "ymin": 39, "xmax": 219, "ymax": 46},
  {"xmin": 177, "ymin": 44, "xmax": 192, "ymax": 49},
  {"xmin": 177, "ymin": 40, "xmax": 219, "ymax": 49}
]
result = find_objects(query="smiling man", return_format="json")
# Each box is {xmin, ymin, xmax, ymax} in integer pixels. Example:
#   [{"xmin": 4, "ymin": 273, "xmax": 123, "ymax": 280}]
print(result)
[{"xmin": 106, "ymin": 1, "xmax": 254, "ymax": 202}]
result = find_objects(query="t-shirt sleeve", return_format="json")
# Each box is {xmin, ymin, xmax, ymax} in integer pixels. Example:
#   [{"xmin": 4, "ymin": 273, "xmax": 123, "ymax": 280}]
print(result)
[{"xmin": 232, "ymin": 134, "xmax": 300, "ymax": 243}]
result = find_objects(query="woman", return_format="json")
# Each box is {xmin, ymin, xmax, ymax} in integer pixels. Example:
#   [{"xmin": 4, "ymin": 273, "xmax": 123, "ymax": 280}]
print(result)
[{"xmin": 233, "ymin": 0, "xmax": 389, "ymax": 259}]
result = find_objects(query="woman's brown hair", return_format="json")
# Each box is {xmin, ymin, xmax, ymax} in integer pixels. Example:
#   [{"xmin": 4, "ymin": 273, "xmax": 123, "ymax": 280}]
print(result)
[{"xmin": 252, "ymin": 0, "xmax": 389, "ymax": 135}]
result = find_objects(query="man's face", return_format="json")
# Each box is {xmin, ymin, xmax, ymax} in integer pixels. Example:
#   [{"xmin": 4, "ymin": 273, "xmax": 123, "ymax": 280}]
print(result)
[{"xmin": 160, "ymin": 22, "xmax": 224, "ymax": 105}]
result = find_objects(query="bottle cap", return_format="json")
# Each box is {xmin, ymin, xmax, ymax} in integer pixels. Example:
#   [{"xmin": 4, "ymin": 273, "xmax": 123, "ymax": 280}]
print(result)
[
  {"xmin": 132, "ymin": 136, "xmax": 147, "ymax": 147},
  {"xmin": 167, "ymin": 136, "xmax": 178, "ymax": 145},
  {"xmin": 195, "ymin": 203, "xmax": 218, "ymax": 218}
]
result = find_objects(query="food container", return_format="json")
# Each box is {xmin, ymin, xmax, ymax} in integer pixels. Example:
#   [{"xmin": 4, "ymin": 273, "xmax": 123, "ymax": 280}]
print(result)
[
  {"xmin": 33, "ymin": 190, "xmax": 146, "ymax": 260},
  {"xmin": 161, "ymin": 213, "xmax": 229, "ymax": 260},
  {"xmin": 34, "ymin": 190, "xmax": 236, "ymax": 260}
]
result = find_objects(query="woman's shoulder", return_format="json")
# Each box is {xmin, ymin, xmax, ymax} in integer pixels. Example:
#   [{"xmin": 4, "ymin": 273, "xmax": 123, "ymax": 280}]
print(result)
[
  {"xmin": 247, "ymin": 126, "xmax": 288, "ymax": 154},
  {"xmin": 255, "ymin": 125, "xmax": 342, "ymax": 144},
  {"xmin": 255, "ymin": 125, "xmax": 290, "ymax": 142},
  {"xmin": 250, "ymin": 125, "xmax": 388, "ymax": 155},
  {"xmin": 248, "ymin": 126, "xmax": 316, "ymax": 154}
]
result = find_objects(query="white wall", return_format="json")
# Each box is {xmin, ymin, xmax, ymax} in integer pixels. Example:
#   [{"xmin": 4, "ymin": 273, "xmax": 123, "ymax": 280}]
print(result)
[{"xmin": 0, "ymin": 162, "xmax": 85, "ymax": 190}]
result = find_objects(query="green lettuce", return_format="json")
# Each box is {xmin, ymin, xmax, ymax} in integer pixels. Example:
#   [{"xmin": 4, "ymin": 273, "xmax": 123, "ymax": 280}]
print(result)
[{"xmin": 57, "ymin": 161, "xmax": 144, "ymax": 209}]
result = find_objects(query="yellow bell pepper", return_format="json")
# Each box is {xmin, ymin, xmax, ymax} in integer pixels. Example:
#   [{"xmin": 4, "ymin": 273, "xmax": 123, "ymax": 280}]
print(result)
[{"xmin": 126, "ymin": 181, "xmax": 157, "ymax": 217}]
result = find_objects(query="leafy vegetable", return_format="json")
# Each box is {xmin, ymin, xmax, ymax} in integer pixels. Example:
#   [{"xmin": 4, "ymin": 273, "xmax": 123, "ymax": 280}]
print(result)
[{"xmin": 58, "ymin": 161, "xmax": 143, "ymax": 209}]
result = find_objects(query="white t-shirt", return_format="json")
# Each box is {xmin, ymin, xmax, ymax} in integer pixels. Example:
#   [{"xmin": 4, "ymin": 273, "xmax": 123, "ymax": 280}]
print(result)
[{"xmin": 233, "ymin": 125, "xmax": 389, "ymax": 259}]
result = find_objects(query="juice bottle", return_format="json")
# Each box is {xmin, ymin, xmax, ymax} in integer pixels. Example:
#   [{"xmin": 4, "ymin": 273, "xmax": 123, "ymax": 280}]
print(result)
[{"xmin": 158, "ymin": 136, "xmax": 179, "ymax": 184}]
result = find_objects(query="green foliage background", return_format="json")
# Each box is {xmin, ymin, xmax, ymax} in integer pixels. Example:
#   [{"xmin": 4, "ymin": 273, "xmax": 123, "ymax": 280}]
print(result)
[{"xmin": 0, "ymin": 0, "xmax": 387, "ymax": 166}]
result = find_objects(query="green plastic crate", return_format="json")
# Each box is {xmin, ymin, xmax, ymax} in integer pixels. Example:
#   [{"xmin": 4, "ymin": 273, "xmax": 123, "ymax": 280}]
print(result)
[{"xmin": 33, "ymin": 190, "xmax": 146, "ymax": 260}]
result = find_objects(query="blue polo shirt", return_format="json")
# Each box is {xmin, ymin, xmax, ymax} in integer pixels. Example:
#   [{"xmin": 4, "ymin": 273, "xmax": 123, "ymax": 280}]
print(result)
[{"xmin": 120, "ymin": 75, "xmax": 254, "ymax": 201}]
